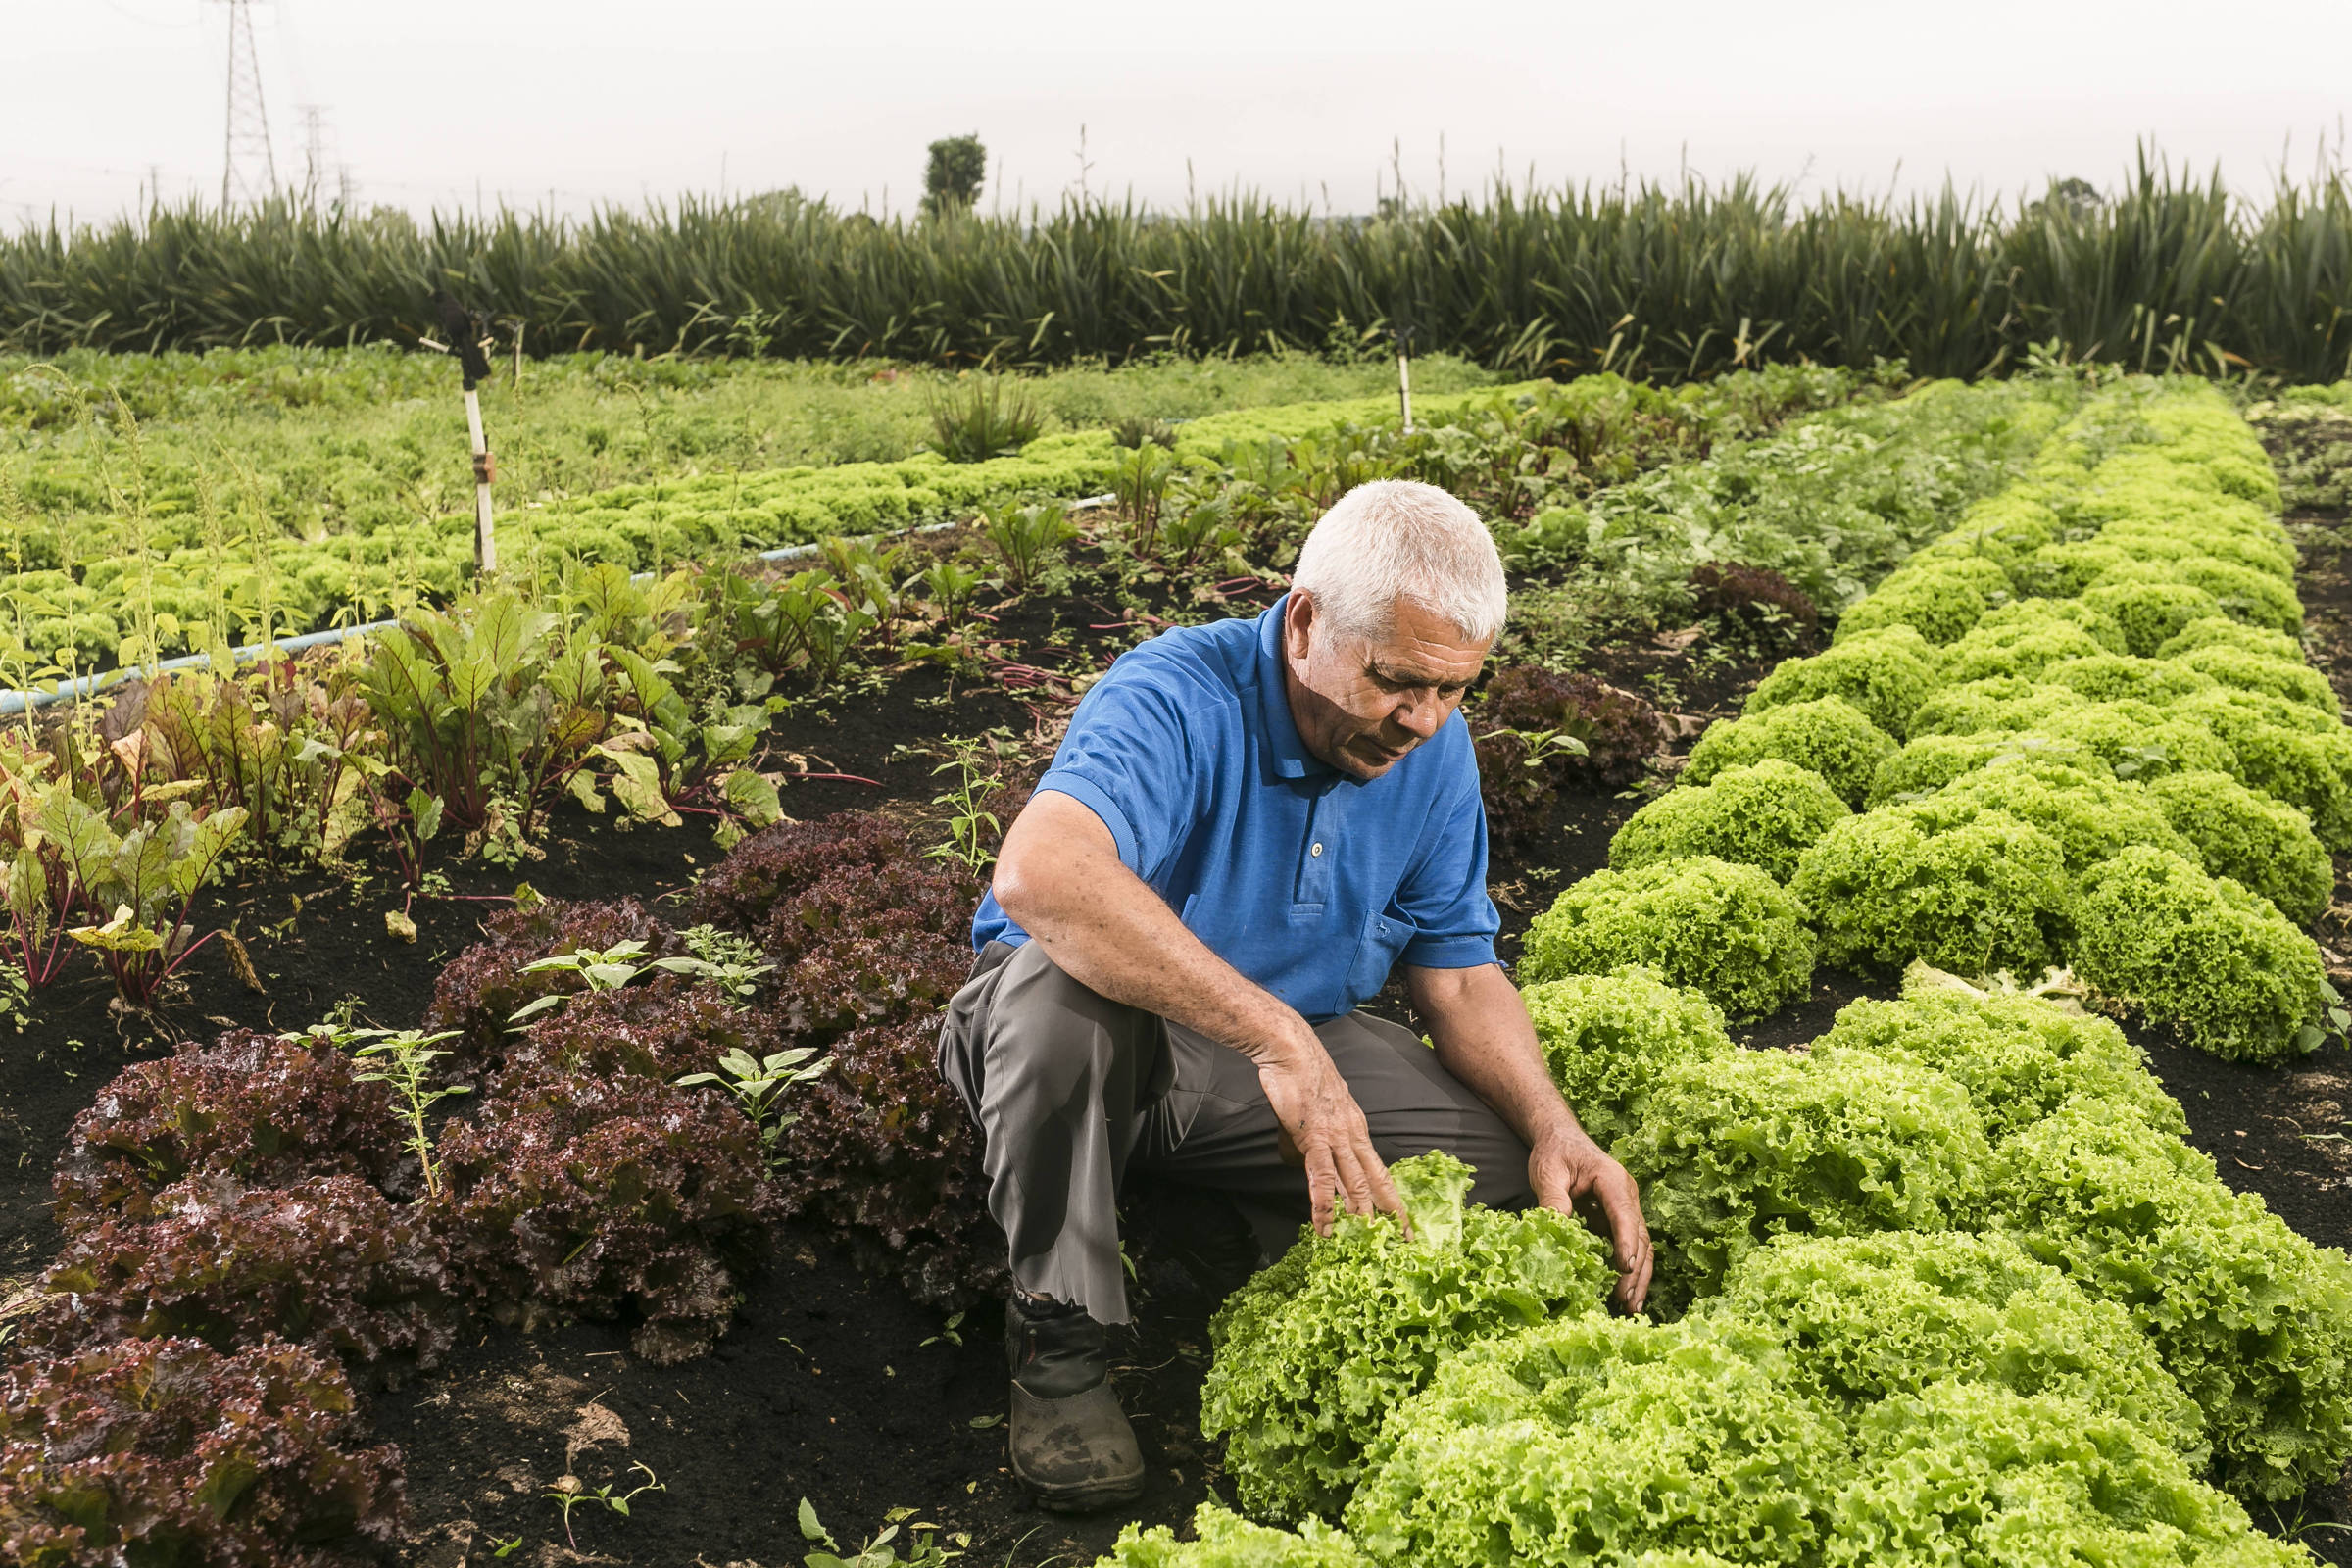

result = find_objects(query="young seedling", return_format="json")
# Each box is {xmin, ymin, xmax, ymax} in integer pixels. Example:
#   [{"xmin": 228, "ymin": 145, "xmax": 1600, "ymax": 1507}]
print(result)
[
  {"xmin": 798, "ymin": 1499, "xmax": 963, "ymax": 1568},
  {"xmin": 507, "ymin": 938, "xmax": 751, "ymax": 1026},
  {"xmin": 676, "ymin": 1046, "xmax": 829, "ymax": 1167},
  {"xmin": 677, "ymin": 922, "xmax": 773, "ymax": 1001},
  {"xmin": 311, "ymin": 1024, "xmax": 469, "ymax": 1199},
  {"xmin": 925, "ymin": 738, "xmax": 1005, "ymax": 873},
  {"xmin": 919, "ymin": 1310, "xmax": 966, "ymax": 1348},
  {"xmin": 544, "ymin": 1462, "xmax": 664, "ymax": 1551}
]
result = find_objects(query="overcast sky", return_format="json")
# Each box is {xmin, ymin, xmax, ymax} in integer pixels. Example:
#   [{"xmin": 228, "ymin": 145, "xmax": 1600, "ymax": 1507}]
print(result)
[{"xmin": 9, "ymin": 0, "xmax": 2351, "ymax": 226}]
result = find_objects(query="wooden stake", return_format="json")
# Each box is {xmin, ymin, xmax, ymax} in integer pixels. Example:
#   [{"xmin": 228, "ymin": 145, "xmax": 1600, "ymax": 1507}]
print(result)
[
  {"xmin": 1396, "ymin": 342, "xmax": 1415, "ymax": 434},
  {"xmin": 465, "ymin": 387, "xmax": 496, "ymax": 575}
]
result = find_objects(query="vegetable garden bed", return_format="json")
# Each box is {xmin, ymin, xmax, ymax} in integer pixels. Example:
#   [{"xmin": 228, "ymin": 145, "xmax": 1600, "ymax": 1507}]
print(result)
[{"xmin": 1, "ymin": 367, "xmax": 2347, "ymax": 1567}]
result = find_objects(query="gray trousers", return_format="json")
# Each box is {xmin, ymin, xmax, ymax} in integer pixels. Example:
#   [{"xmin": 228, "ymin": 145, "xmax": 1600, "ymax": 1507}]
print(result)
[{"xmin": 936, "ymin": 939, "xmax": 1533, "ymax": 1324}]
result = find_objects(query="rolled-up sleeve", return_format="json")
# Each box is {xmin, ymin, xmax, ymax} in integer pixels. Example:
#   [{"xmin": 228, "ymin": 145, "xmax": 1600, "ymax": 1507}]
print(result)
[{"xmin": 1395, "ymin": 754, "xmax": 1499, "ymax": 970}]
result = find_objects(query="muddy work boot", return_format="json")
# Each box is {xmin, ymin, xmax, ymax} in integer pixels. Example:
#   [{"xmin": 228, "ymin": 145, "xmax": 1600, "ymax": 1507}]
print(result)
[{"xmin": 1004, "ymin": 1292, "xmax": 1145, "ymax": 1511}]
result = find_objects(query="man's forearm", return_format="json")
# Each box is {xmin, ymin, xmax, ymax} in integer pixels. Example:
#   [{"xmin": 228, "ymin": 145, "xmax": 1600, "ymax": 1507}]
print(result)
[
  {"xmin": 1405, "ymin": 962, "xmax": 1592, "ymax": 1152},
  {"xmin": 994, "ymin": 792, "xmax": 1310, "ymax": 1063}
]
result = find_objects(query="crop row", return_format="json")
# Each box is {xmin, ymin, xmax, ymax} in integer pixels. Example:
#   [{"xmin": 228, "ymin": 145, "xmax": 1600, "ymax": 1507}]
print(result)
[
  {"xmin": 0, "ymin": 808, "xmax": 998, "ymax": 1560},
  {"xmin": 1522, "ymin": 377, "xmax": 2349, "ymax": 1062},
  {"xmin": 8, "ymin": 165, "xmax": 2352, "ymax": 380},
  {"xmin": 1137, "ymin": 956, "xmax": 2352, "ymax": 1567}
]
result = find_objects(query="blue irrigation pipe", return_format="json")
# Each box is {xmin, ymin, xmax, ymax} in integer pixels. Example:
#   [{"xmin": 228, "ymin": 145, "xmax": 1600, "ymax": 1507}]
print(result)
[{"xmin": 0, "ymin": 496, "xmax": 1119, "ymax": 717}]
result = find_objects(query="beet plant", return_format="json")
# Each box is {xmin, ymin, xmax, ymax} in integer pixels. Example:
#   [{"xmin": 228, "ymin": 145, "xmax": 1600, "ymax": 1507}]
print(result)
[{"xmin": 0, "ymin": 1336, "xmax": 406, "ymax": 1568}]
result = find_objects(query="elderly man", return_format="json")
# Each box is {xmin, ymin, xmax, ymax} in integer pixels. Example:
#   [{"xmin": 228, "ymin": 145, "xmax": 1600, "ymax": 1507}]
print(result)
[{"xmin": 936, "ymin": 479, "xmax": 1652, "ymax": 1510}]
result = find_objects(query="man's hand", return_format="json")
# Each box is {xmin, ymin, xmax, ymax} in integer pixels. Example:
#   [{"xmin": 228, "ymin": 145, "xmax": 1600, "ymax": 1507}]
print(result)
[
  {"xmin": 1254, "ymin": 1026, "xmax": 1406, "ymax": 1238},
  {"xmin": 1531, "ymin": 1134, "xmax": 1651, "ymax": 1314}
]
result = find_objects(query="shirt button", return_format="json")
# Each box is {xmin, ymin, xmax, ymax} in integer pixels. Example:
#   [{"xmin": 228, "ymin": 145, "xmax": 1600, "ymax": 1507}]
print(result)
[{"xmin": 1310, "ymin": 842, "xmax": 1325, "ymax": 858}]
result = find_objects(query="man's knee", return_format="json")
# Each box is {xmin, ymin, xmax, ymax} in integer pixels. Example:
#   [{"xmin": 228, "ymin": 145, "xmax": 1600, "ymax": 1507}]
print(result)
[
  {"xmin": 1318, "ymin": 1010, "xmax": 1534, "ymax": 1206},
  {"xmin": 947, "ymin": 940, "xmax": 1166, "ymax": 1119}
]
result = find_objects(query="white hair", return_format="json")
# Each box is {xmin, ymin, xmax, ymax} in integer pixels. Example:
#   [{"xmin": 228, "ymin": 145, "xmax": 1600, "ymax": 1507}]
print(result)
[{"xmin": 1291, "ymin": 479, "xmax": 1508, "ymax": 645}]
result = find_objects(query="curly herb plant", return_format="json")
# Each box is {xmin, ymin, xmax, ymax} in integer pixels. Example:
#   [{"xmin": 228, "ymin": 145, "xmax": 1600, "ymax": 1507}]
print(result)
[
  {"xmin": 1200, "ymin": 1152, "xmax": 1615, "ymax": 1523},
  {"xmin": 1520, "ymin": 858, "xmax": 1814, "ymax": 1020},
  {"xmin": 1680, "ymin": 696, "xmax": 1896, "ymax": 808}
]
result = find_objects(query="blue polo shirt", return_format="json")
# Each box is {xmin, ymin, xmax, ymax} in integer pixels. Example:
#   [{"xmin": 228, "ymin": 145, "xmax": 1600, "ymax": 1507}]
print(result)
[{"xmin": 970, "ymin": 594, "xmax": 1497, "ymax": 1021}]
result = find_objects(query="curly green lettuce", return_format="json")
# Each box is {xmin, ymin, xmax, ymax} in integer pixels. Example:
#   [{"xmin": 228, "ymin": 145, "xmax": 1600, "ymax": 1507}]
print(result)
[
  {"xmin": 2072, "ymin": 845, "xmax": 2328, "ymax": 1063},
  {"xmin": 1790, "ymin": 801, "xmax": 2073, "ymax": 980},
  {"xmin": 1682, "ymin": 696, "xmax": 1896, "ymax": 808},
  {"xmin": 1520, "ymin": 967, "xmax": 1734, "ymax": 1147},
  {"xmin": 1808, "ymin": 985, "xmax": 2180, "ymax": 1143},
  {"xmin": 1616, "ymin": 1047, "xmax": 1992, "ymax": 1313},
  {"xmin": 1199, "ymin": 1151, "xmax": 1614, "ymax": 1522},
  {"xmin": 1093, "ymin": 1504, "xmax": 1370, "ymax": 1568},
  {"xmin": 1992, "ymin": 1096, "xmax": 2352, "ymax": 1500},
  {"xmin": 1520, "ymin": 858, "xmax": 1814, "ymax": 1021},
  {"xmin": 1345, "ymin": 1315, "xmax": 1848, "ymax": 1568},
  {"xmin": 1609, "ymin": 759, "xmax": 1851, "ymax": 884},
  {"xmin": 1697, "ymin": 1231, "xmax": 2205, "ymax": 1463},
  {"xmin": 2144, "ymin": 768, "xmax": 2333, "ymax": 924},
  {"xmin": 1824, "ymin": 1382, "xmax": 2310, "ymax": 1566}
]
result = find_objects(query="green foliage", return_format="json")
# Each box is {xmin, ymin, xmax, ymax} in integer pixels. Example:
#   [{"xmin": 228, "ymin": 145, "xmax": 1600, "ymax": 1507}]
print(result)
[
  {"xmin": 1616, "ymin": 1047, "xmax": 1992, "ymax": 1312},
  {"xmin": 2154, "ymin": 612, "xmax": 2305, "ymax": 663},
  {"xmin": 1741, "ymin": 625, "xmax": 1943, "ymax": 740},
  {"xmin": 1828, "ymin": 556, "xmax": 2009, "ymax": 645},
  {"xmin": 2072, "ymin": 845, "xmax": 2329, "ymax": 1062},
  {"xmin": 1199, "ymin": 1151, "xmax": 1615, "ymax": 1522},
  {"xmin": 1608, "ymin": 759, "xmax": 1849, "ymax": 883},
  {"xmin": 1905, "ymin": 674, "xmax": 2087, "ymax": 739},
  {"xmin": 1680, "ymin": 696, "xmax": 1895, "ymax": 808},
  {"xmin": 1345, "ymin": 1314, "xmax": 1847, "ymax": 1568},
  {"xmin": 2145, "ymin": 768, "xmax": 2334, "ymax": 923},
  {"xmin": 921, "ymin": 133, "xmax": 987, "ymax": 217},
  {"xmin": 1936, "ymin": 618, "xmax": 2113, "ymax": 684},
  {"xmin": 1791, "ymin": 801, "xmax": 2074, "ymax": 979},
  {"xmin": 1520, "ymin": 968, "xmax": 1734, "ymax": 1147},
  {"xmin": 1915, "ymin": 753, "xmax": 2194, "ymax": 872},
  {"xmin": 2171, "ymin": 687, "xmax": 2352, "ymax": 850},
  {"xmin": 2079, "ymin": 575, "xmax": 2226, "ymax": 656},
  {"xmin": 2022, "ymin": 697, "xmax": 2239, "ymax": 782},
  {"xmin": 1698, "ymin": 1231, "xmax": 2205, "ymax": 1460},
  {"xmin": 1825, "ymin": 1382, "xmax": 2307, "ymax": 1566},
  {"xmin": 2172, "ymin": 641, "xmax": 2341, "ymax": 715},
  {"xmin": 1992, "ymin": 1097, "xmax": 2352, "ymax": 1500},
  {"xmin": 2037, "ymin": 652, "xmax": 2218, "ymax": 705},
  {"xmin": 1519, "ymin": 857, "xmax": 1815, "ymax": 1020},
  {"xmin": 1810, "ymin": 985, "xmax": 2183, "ymax": 1143},
  {"xmin": 1863, "ymin": 731, "xmax": 2109, "ymax": 808},
  {"xmin": 1097, "ymin": 1504, "xmax": 1371, "ymax": 1568},
  {"xmin": 924, "ymin": 375, "xmax": 1042, "ymax": 461}
]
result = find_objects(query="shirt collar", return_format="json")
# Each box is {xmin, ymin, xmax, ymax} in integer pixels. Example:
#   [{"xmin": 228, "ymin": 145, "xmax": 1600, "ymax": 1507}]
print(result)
[{"xmin": 1255, "ymin": 594, "xmax": 1333, "ymax": 781}]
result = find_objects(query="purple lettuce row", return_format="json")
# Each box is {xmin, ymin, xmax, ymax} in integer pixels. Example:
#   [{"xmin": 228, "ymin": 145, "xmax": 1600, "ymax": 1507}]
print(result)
[
  {"xmin": 0, "ymin": 1334, "xmax": 405, "ymax": 1568},
  {"xmin": 428, "ymin": 1072, "xmax": 775, "ymax": 1364},
  {"xmin": 52, "ymin": 1030, "xmax": 407, "ymax": 1237},
  {"xmin": 20, "ymin": 1174, "xmax": 459, "ymax": 1389}
]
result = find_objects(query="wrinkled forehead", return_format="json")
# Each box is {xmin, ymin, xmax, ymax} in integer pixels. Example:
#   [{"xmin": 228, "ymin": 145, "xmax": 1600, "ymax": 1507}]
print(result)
[{"xmin": 1334, "ymin": 596, "xmax": 1494, "ymax": 683}]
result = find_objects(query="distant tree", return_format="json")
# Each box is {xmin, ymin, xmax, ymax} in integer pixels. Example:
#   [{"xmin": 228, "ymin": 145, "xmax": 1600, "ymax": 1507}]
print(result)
[
  {"xmin": 924, "ymin": 134, "xmax": 987, "ymax": 218},
  {"xmin": 2032, "ymin": 176, "xmax": 2104, "ymax": 222}
]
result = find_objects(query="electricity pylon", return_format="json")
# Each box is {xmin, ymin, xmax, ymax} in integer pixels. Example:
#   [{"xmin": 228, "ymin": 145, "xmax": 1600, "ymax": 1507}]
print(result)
[{"xmin": 212, "ymin": 0, "xmax": 278, "ymax": 208}]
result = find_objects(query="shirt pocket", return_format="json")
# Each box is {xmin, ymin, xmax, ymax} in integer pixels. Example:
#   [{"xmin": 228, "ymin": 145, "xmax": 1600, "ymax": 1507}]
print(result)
[{"xmin": 1343, "ymin": 909, "xmax": 1413, "ymax": 1010}]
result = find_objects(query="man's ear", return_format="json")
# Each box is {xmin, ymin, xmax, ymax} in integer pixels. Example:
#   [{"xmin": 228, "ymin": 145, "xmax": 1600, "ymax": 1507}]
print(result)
[{"xmin": 1284, "ymin": 588, "xmax": 1317, "ymax": 663}]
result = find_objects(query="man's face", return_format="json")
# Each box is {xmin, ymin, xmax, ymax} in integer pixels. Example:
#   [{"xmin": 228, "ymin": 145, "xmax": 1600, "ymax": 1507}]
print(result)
[{"xmin": 1282, "ymin": 590, "xmax": 1493, "ymax": 781}]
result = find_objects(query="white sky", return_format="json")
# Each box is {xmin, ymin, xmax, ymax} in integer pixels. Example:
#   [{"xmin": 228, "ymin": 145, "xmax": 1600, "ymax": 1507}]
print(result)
[{"xmin": 7, "ymin": 0, "xmax": 2351, "ymax": 226}]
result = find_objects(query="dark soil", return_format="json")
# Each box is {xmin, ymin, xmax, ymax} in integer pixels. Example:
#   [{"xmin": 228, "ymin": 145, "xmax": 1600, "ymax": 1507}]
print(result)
[{"xmin": 4, "ymin": 544, "xmax": 2352, "ymax": 1566}]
